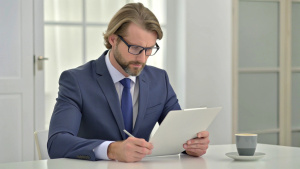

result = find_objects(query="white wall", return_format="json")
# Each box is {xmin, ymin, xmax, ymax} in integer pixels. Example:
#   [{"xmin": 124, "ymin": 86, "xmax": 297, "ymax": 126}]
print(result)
[
  {"xmin": 167, "ymin": 0, "xmax": 232, "ymax": 144},
  {"xmin": 0, "ymin": 1, "xmax": 232, "ymax": 163}
]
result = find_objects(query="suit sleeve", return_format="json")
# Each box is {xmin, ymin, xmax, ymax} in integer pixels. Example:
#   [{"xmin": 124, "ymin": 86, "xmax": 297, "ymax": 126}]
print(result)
[
  {"xmin": 47, "ymin": 70, "xmax": 103, "ymax": 161},
  {"xmin": 158, "ymin": 70, "xmax": 181, "ymax": 124}
]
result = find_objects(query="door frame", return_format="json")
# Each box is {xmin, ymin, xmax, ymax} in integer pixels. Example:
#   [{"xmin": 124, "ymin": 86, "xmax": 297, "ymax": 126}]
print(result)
[{"xmin": 34, "ymin": 0, "xmax": 45, "ymax": 132}]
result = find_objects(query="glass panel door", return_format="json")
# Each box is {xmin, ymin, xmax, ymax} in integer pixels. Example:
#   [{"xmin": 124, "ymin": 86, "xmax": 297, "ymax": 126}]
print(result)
[
  {"xmin": 239, "ymin": 1, "xmax": 279, "ymax": 68},
  {"xmin": 291, "ymin": 2, "xmax": 300, "ymax": 147},
  {"xmin": 238, "ymin": 1, "xmax": 280, "ymax": 144}
]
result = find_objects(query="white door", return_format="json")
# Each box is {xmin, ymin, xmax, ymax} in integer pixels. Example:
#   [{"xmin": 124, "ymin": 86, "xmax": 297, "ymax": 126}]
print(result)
[{"xmin": 0, "ymin": 0, "xmax": 44, "ymax": 162}]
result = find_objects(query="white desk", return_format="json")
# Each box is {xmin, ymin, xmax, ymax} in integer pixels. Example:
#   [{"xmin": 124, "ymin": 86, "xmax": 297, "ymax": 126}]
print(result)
[{"xmin": 1, "ymin": 144, "xmax": 300, "ymax": 169}]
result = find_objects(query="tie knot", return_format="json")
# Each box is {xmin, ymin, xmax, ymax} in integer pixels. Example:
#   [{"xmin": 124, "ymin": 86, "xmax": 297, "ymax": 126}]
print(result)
[{"xmin": 120, "ymin": 78, "xmax": 131, "ymax": 89}]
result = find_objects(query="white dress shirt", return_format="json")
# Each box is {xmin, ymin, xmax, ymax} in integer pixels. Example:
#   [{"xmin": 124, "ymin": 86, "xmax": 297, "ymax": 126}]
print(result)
[{"xmin": 93, "ymin": 50, "xmax": 139, "ymax": 160}]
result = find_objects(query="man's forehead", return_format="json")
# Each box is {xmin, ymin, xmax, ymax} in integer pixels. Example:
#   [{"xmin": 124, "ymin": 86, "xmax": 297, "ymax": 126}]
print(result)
[
  {"xmin": 121, "ymin": 24, "xmax": 157, "ymax": 46},
  {"xmin": 125, "ymin": 23, "xmax": 158, "ymax": 39}
]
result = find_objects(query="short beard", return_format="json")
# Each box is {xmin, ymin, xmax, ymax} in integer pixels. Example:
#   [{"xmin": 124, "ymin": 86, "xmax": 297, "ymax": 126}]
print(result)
[{"xmin": 114, "ymin": 45, "xmax": 146, "ymax": 76}]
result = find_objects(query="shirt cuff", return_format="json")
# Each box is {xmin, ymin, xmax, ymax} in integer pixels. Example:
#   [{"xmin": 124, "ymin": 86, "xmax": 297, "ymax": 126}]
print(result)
[{"xmin": 94, "ymin": 141, "xmax": 115, "ymax": 160}]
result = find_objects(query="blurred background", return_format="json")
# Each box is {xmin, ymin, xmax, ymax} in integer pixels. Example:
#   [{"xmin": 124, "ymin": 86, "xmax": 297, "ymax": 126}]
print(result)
[{"xmin": 0, "ymin": 0, "xmax": 299, "ymax": 163}]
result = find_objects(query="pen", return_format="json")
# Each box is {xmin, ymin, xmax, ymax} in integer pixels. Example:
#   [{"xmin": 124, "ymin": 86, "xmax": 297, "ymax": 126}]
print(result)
[{"xmin": 123, "ymin": 129, "xmax": 135, "ymax": 137}]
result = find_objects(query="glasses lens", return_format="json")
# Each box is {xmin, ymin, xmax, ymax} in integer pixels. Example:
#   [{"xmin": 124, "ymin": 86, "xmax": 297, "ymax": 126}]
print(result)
[
  {"xmin": 128, "ymin": 46, "xmax": 159, "ymax": 56},
  {"xmin": 129, "ymin": 46, "xmax": 144, "ymax": 55},
  {"xmin": 146, "ymin": 47, "xmax": 159, "ymax": 56},
  {"xmin": 145, "ymin": 48, "xmax": 153, "ymax": 56}
]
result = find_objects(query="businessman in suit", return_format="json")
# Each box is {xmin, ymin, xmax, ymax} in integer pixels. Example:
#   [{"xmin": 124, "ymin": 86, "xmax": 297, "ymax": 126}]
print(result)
[{"xmin": 48, "ymin": 2, "xmax": 210, "ymax": 162}]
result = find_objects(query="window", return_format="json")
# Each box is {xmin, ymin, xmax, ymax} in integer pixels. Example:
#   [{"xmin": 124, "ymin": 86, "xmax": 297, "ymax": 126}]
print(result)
[{"xmin": 44, "ymin": 0, "xmax": 167, "ymax": 129}]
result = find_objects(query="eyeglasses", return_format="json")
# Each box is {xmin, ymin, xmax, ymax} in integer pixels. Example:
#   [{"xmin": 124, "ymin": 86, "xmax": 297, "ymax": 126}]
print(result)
[{"xmin": 118, "ymin": 35, "xmax": 160, "ymax": 56}]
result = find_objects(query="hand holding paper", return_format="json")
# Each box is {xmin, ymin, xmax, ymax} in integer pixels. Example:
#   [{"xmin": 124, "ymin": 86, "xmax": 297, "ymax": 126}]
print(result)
[
  {"xmin": 183, "ymin": 131, "xmax": 210, "ymax": 157},
  {"xmin": 148, "ymin": 107, "xmax": 221, "ymax": 157}
]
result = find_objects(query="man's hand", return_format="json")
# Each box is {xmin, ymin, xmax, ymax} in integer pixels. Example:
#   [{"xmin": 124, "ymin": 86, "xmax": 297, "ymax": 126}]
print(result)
[
  {"xmin": 183, "ymin": 131, "xmax": 210, "ymax": 157},
  {"xmin": 107, "ymin": 137, "xmax": 153, "ymax": 162}
]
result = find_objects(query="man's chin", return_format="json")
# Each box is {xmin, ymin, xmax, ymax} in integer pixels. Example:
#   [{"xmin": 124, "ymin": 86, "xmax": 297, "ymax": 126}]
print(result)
[{"xmin": 125, "ymin": 67, "xmax": 144, "ymax": 76}]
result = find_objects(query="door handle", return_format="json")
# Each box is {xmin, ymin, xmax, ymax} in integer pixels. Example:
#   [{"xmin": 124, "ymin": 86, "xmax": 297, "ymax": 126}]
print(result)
[
  {"xmin": 37, "ymin": 56, "xmax": 49, "ymax": 70},
  {"xmin": 37, "ymin": 56, "xmax": 49, "ymax": 61}
]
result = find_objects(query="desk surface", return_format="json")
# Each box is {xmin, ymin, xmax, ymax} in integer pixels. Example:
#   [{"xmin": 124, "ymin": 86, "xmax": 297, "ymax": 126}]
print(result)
[{"xmin": 1, "ymin": 144, "xmax": 300, "ymax": 169}]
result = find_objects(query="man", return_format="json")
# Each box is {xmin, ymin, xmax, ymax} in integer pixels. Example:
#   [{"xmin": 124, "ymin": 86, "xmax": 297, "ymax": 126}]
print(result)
[{"xmin": 47, "ymin": 2, "xmax": 209, "ymax": 162}]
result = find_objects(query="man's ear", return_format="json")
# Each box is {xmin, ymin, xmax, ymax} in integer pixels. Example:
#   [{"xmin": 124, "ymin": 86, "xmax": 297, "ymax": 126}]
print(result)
[{"xmin": 108, "ymin": 34, "xmax": 118, "ymax": 47}]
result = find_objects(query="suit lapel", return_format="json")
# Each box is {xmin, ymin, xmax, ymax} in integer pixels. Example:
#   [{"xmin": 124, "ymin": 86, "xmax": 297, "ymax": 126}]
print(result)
[
  {"xmin": 94, "ymin": 51, "xmax": 126, "ymax": 140},
  {"xmin": 132, "ymin": 71, "xmax": 149, "ymax": 136}
]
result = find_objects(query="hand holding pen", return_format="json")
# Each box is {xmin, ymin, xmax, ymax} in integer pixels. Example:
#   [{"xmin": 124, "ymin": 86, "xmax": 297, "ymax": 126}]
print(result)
[
  {"xmin": 106, "ymin": 129, "xmax": 153, "ymax": 162},
  {"xmin": 123, "ymin": 129, "xmax": 135, "ymax": 137}
]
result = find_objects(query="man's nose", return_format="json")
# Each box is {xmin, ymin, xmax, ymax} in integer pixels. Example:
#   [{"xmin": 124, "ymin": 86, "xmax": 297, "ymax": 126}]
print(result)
[{"xmin": 136, "ymin": 50, "xmax": 147, "ymax": 63}]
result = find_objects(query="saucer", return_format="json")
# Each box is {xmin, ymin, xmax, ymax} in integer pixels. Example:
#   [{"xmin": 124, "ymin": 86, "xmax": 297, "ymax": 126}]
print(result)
[{"xmin": 225, "ymin": 152, "xmax": 266, "ymax": 161}]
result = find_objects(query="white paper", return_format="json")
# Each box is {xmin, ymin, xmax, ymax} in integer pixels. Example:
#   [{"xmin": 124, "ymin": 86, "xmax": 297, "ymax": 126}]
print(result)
[{"xmin": 147, "ymin": 107, "xmax": 221, "ymax": 157}]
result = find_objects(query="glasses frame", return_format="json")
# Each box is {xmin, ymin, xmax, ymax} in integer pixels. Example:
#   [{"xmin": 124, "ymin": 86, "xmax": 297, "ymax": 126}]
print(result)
[{"xmin": 117, "ymin": 35, "xmax": 160, "ymax": 56}]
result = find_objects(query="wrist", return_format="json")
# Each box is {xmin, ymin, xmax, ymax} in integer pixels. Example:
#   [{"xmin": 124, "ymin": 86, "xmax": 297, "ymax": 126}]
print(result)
[{"xmin": 107, "ymin": 142, "xmax": 118, "ymax": 160}]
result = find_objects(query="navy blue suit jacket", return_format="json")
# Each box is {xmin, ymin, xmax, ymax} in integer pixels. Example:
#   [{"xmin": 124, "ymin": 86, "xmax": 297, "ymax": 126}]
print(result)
[{"xmin": 47, "ymin": 50, "xmax": 181, "ymax": 161}]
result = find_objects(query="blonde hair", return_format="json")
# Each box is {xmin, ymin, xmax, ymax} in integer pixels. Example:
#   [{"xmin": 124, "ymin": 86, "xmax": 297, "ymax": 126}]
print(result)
[{"xmin": 103, "ymin": 2, "xmax": 163, "ymax": 49}]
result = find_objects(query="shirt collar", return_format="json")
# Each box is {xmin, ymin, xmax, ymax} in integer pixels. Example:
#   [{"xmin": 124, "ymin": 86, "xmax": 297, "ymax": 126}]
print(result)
[{"xmin": 105, "ymin": 50, "xmax": 136, "ymax": 83}]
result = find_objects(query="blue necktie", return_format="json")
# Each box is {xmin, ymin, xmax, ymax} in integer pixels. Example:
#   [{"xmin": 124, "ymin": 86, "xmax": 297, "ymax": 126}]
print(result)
[{"xmin": 120, "ymin": 78, "xmax": 133, "ymax": 138}]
